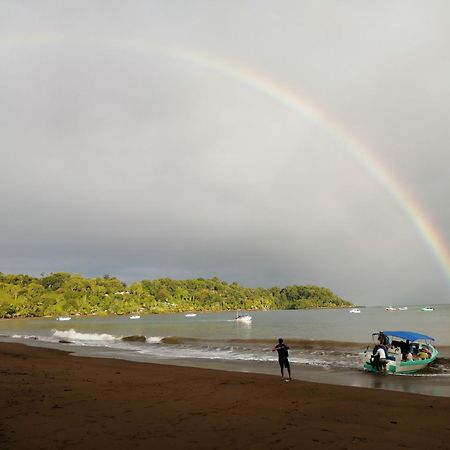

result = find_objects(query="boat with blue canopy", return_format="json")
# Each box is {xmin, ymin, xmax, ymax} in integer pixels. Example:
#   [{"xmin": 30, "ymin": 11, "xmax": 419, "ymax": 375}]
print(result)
[{"xmin": 360, "ymin": 330, "xmax": 438, "ymax": 374}]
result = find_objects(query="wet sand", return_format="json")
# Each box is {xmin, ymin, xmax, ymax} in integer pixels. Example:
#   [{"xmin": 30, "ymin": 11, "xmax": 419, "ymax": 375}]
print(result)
[{"xmin": 1, "ymin": 343, "xmax": 450, "ymax": 450}]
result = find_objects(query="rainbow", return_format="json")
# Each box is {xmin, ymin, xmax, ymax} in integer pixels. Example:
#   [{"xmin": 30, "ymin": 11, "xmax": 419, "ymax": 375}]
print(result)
[{"xmin": 3, "ymin": 34, "xmax": 450, "ymax": 285}]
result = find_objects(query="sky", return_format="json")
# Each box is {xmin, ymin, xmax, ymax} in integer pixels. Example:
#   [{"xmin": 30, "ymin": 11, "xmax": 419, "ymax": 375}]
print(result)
[{"xmin": 1, "ymin": 1, "xmax": 450, "ymax": 306}]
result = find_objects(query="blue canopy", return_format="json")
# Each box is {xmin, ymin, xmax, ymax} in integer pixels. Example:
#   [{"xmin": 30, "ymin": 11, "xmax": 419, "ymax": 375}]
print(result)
[{"xmin": 382, "ymin": 331, "xmax": 435, "ymax": 342}]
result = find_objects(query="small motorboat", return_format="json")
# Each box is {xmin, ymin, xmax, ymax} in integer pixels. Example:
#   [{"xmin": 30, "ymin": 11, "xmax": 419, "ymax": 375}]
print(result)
[
  {"xmin": 421, "ymin": 306, "xmax": 434, "ymax": 312},
  {"xmin": 360, "ymin": 330, "xmax": 438, "ymax": 374},
  {"xmin": 129, "ymin": 315, "xmax": 141, "ymax": 320},
  {"xmin": 235, "ymin": 311, "xmax": 252, "ymax": 322},
  {"xmin": 56, "ymin": 316, "xmax": 71, "ymax": 321},
  {"xmin": 349, "ymin": 308, "xmax": 361, "ymax": 314},
  {"xmin": 185, "ymin": 313, "xmax": 197, "ymax": 317},
  {"xmin": 398, "ymin": 306, "xmax": 408, "ymax": 311},
  {"xmin": 385, "ymin": 306, "xmax": 396, "ymax": 311}
]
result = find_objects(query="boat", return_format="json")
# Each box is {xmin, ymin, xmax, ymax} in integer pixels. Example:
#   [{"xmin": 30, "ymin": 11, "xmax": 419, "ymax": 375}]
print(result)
[
  {"xmin": 129, "ymin": 315, "xmax": 141, "ymax": 320},
  {"xmin": 185, "ymin": 313, "xmax": 197, "ymax": 317},
  {"xmin": 56, "ymin": 316, "xmax": 71, "ymax": 321},
  {"xmin": 235, "ymin": 312, "xmax": 252, "ymax": 322},
  {"xmin": 360, "ymin": 330, "xmax": 438, "ymax": 374},
  {"xmin": 422, "ymin": 306, "xmax": 434, "ymax": 312},
  {"xmin": 398, "ymin": 306, "xmax": 408, "ymax": 311},
  {"xmin": 385, "ymin": 306, "xmax": 396, "ymax": 311},
  {"xmin": 349, "ymin": 308, "xmax": 361, "ymax": 314}
]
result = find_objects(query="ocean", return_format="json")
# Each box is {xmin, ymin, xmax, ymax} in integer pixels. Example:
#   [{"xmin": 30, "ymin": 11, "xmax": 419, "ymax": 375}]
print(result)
[{"xmin": 1, "ymin": 305, "xmax": 449, "ymax": 397}]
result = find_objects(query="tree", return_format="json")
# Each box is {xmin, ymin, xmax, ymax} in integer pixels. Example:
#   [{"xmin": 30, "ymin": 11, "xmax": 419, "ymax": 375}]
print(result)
[{"xmin": 40, "ymin": 272, "xmax": 71, "ymax": 291}]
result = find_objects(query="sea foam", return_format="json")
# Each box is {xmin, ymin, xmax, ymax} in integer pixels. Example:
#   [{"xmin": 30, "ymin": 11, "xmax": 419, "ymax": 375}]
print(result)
[{"xmin": 52, "ymin": 329, "xmax": 118, "ymax": 342}]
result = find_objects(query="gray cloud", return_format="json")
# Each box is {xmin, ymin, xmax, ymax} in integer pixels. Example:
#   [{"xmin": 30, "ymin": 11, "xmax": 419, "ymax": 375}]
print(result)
[{"xmin": 1, "ymin": 1, "xmax": 450, "ymax": 305}]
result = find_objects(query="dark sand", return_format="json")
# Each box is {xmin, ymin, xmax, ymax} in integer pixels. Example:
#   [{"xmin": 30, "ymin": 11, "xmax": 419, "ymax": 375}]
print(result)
[{"xmin": 1, "ymin": 343, "xmax": 449, "ymax": 450}]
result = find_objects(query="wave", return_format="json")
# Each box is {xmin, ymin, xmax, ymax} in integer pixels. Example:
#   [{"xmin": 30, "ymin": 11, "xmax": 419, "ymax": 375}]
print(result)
[
  {"xmin": 160, "ymin": 336, "xmax": 367, "ymax": 349},
  {"xmin": 11, "ymin": 334, "xmax": 39, "ymax": 340},
  {"xmin": 52, "ymin": 329, "xmax": 118, "ymax": 342},
  {"xmin": 122, "ymin": 335, "xmax": 147, "ymax": 342},
  {"xmin": 120, "ymin": 335, "xmax": 163, "ymax": 344},
  {"xmin": 3, "ymin": 331, "xmax": 449, "ymax": 376}
]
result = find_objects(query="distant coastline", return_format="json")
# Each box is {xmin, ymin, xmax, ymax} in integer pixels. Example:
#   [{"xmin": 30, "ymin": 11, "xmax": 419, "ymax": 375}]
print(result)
[{"xmin": 0, "ymin": 272, "xmax": 352, "ymax": 318}]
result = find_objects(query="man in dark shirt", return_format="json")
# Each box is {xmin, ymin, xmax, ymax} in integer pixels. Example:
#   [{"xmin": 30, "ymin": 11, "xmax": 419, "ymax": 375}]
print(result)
[{"xmin": 272, "ymin": 338, "xmax": 292, "ymax": 380}]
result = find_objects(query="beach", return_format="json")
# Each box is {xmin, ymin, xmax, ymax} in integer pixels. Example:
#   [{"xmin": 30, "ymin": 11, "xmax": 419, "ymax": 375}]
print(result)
[{"xmin": 1, "ymin": 343, "xmax": 449, "ymax": 450}]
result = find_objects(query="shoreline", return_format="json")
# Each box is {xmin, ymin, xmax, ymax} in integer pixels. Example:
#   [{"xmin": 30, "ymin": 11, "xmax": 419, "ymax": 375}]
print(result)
[
  {"xmin": 0, "ymin": 305, "xmax": 355, "ymax": 321},
  {"xmin": 1, "ymin": 342, "xmax": 450, "ymax": 449},
  {"xmin": 3, "ymin": 335, "xmax": 450, "ymax": 398}
]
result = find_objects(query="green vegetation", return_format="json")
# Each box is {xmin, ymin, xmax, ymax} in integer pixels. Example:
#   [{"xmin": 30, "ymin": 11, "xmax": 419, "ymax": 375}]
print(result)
[{"xmin": 0, "ymin": 272, "xmax": 352, "ymax": 318}]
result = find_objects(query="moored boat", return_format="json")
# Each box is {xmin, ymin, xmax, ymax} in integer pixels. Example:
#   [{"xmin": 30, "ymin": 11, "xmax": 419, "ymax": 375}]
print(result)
[
  {"xmin": 56, "ymin": 316, "xmax": 71, "ymax": 321},
  {"xmin": 360, "ymin": 330, "xmax": 438, "ymax": 374},
  {"xmin": 349, "ymin": 308, "xmax": 361, "ymax": 314},
  {"xmin": 129, "ymin": 315, "xmax": 140, "ymax": 320},
  {"xmin": 385, "ymin": 306, "xmax": 396, "ymax": 311},
  {"xmin": 422, "ymin": 306, "xmax": 434, "ymax": 312},
  {"xmin": 185, "ymin": 313, "xmax": 197, "ymax": 317}
]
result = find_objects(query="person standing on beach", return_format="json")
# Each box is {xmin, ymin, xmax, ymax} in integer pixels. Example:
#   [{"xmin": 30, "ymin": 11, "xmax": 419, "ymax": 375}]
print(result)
[{"xmin": 272, "ymin": 338, "xmax": 292, "ymax": 380}]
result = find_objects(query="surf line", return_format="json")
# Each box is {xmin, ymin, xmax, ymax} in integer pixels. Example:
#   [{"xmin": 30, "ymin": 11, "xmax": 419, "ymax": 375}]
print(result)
[{"xmin": 3, "ymin": 34, "xmax": 450, "ymax": 285}]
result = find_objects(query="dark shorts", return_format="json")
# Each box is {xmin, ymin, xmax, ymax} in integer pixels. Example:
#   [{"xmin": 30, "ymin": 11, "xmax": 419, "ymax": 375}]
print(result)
[{"xmin": 279, "ymin": 358, "xmax": 290, "ymax": 369}]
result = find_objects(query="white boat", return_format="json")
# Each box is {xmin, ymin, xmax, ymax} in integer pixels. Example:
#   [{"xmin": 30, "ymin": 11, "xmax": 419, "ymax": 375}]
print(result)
[
  {"xmin": 349, "ymin": 308, "xmax": 361, "ymax": 314},
  {"xmin": 422, "ymin": 306, "xmax": 434, "ymax": 312},
  {"xmin": 398, "ymin": 307, "xmax": 408, "ymax": 311},
  {"xmin": 129, "ymin": 315, "xmax": 141, "ymax": 320},
  {"xmin": 385, "ymin": 306, "xmax": 396, "ymax": 311},
  {"xmin": 185, "ymin": 313, "xmax": 197, "ymax": 317},
  {"xmin": 56, "ymin": 316, "xmax": 71, "ymax": 321},
  {"xmin": 360, "ymin": 330, "xmax": 438, "ymax": 374},
  {"xmin": 235, "ymin": 312, "xmax": 252, "ymax": 322}
]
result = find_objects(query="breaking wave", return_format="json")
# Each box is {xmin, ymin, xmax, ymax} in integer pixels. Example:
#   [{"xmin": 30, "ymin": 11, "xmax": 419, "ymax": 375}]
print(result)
[
  {"xmin": 2, "ymin": 331, "xmax": 448, "ymax": 376},
  {"xmin": 146, "ymin": 336, "xmax": 163, "ymax": 344},
  {"xmin": 52, "ymin": 329, "xmax": 118, "ymax": 342},
  {"xmin": 160, "ymin": 336, "xmax": 367, "ymax": 349}
]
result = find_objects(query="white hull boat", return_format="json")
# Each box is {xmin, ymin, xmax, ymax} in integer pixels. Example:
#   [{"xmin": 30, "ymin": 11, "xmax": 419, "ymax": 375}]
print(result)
[{"xmin": 235, "ymin": 312, "xmax": 252, "ymax": 322}]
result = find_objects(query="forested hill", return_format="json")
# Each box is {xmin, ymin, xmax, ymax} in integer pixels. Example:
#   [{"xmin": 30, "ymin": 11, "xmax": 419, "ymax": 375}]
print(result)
[{"xmin": 0, "ymin": 272, "xmax": 352, "ymax": 318}]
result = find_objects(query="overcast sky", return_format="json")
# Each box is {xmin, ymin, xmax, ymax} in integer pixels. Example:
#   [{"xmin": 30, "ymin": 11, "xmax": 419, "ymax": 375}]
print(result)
[{"xmin": 1, "ymin": 1, "xmax": 450, "ymax": 305}]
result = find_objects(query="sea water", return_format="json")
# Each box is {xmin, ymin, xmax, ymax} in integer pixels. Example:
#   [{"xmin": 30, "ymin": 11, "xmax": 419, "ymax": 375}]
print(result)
[{"xmin": 1, "ymin": 306, "xmax": 449, "ymax": 397}]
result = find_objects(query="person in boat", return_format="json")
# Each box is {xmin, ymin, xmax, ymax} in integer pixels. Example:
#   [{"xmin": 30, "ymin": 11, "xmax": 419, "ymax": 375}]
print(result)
[
  {"xmin": 400, "ymin": 340, "xmax": 412, "ymax": 361},
  {"xmin": 417, "ymin": 347, "xmax": 431, "ymax": 360},
  {"xmin": 377, "ymin": 331, "xmax": 389, "ymax": 346},
  {"xmin": 272, "ymin": 338, "xmax": 292, "ymax": 380}
]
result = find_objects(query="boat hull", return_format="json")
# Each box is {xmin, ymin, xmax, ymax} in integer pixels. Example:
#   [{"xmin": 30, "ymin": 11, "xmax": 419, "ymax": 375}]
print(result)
[{"xmin": 235, "ymin": 316, "xmax": 252, "ymax": 322}]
